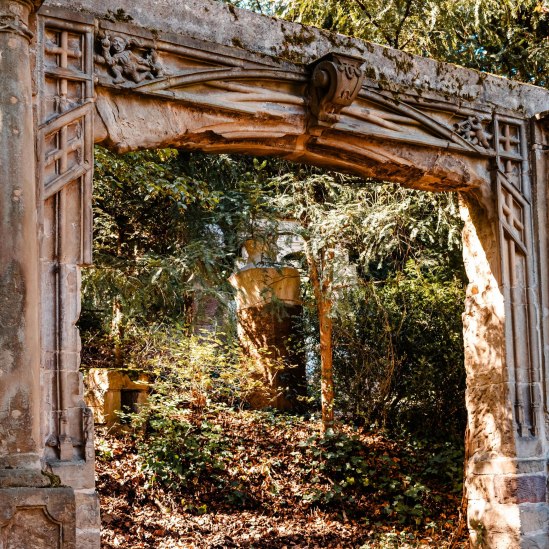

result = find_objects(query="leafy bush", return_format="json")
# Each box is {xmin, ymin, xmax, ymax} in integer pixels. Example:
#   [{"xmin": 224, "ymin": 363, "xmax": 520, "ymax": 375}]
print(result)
[
  {"xmin": 331, "ymin": 262, "xmax": 466, "ymax": 439},
  {"xmin": 132, "ymin": 393, "xmax": 232, "ymax": 492},
  {"xmin": 122, "ymin": 326, "xmax": 277, "ymax": 506},
  {"xmin": 297, "ymin": 430, "xmax": 452, "ymax": 525}
]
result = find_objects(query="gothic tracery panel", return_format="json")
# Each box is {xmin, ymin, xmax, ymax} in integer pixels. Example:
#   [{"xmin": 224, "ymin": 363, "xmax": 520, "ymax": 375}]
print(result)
[
  {"xmin": 36, "ymin": 10, "xmax": 95, "ymax": 462},
  {"xmin": 495, "ymin": 118, "xmax": 540, "ymax": 437}
]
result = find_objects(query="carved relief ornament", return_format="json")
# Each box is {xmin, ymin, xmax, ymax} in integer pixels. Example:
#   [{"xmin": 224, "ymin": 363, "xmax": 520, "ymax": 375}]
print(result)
[
  {"xmin": 0, "ymin": 13, "xmax": 33, "ymax": 40},
  {"xmin": 95, "ymin": 34, "xmax": 164, "ymax": 84},
  {"xmin": 453, "ymin": 116, "xmax": 493, "ymax": 149},
  {"xmin": 308, "ymin": 52, "xmax": 365, "ymax": 126}
]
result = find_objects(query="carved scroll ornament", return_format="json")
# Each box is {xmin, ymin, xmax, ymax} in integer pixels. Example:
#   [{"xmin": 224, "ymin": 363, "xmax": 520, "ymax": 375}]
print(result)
[
  {"xmin": 95, "ymin": 34, "xmax": 164, "ymax": 84},
  {"xmin": 309, "ymin": 52, "xmax": 365, "ymax": 126}
]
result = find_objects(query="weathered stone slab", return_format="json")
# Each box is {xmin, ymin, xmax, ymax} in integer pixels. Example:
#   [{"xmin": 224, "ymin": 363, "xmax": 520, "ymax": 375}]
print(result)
[{"xmin": 0, "ymin": 487, "xmax": 76, "ymax": 549}]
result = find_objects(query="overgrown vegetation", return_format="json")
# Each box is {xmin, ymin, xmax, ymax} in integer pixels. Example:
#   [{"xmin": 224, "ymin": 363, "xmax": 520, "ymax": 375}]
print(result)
[
  {"xmin": 83, "ymin": 149, "xmax": 466, "ymax": 438},
  {"xmin": 85, "ymin": 145, "xmax": 467, "ymax": 545},
  {"xmin": 98, "ymin": 407, "xmax": 466, "ymax": 548}
]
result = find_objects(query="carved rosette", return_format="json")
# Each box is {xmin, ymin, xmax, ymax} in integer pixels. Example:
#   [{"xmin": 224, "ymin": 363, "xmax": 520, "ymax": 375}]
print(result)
[{"xmin": 308, "ymin": 52, "xmax": 365, "ymax": 127}]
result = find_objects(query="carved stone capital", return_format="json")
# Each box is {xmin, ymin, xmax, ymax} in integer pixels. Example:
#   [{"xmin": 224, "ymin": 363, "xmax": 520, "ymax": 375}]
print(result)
[
  {"xmin": 308, "ymin": 52, "xmax": 365, "ymax": 127},
  {"xmin": 0, "ymin": 0, "xmax": 40, "ymax": 41}
]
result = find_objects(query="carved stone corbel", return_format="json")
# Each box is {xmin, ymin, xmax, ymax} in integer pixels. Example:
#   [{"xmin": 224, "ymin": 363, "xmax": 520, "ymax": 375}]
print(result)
[{"xmin": 308, "ymin": 52, "xmax": 365, "ymax": 129}]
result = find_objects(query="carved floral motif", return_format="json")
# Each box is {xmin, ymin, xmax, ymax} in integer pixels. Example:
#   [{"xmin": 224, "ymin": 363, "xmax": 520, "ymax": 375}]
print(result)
[{"xmin": 96, "ymin": 34, "xmax": 164, "ymax": 84}]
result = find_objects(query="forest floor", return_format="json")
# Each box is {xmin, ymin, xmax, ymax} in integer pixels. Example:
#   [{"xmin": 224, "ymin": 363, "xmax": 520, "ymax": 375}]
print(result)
[{"xmin": 96, "ymin": 408, "xmax": 468, "ymax": 548}]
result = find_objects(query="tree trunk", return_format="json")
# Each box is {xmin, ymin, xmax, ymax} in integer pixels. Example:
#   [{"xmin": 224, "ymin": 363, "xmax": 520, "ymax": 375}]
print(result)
[
  {"xmin": 319, "ymin": 296, "xmax": 334, "ymax": 432},
  {"xmin": 306, "ymin": 244, "xmax": 335, "ymax": 433},
  {"xmin": 111, "ymin": 298, "xmax": 124, "ymax": 369}
]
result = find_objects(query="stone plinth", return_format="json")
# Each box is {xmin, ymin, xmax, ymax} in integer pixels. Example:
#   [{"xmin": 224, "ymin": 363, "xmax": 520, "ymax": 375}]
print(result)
[
  {"xmin": 84, "ymin": 369, "xmax": 149, "ymax": 427},
  {"xmin": 230, "ymin": 264, "xmax": 306, "ymax": 411},
  {"xmin": 0, "ymin": 487, "xmax": 76, "ymax": 549}
]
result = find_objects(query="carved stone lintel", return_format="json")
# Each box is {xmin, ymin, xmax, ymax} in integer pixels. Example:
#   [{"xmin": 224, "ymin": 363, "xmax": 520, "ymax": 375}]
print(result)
[
  {"xmin": 308, "ymin": 52, "xmax": 365, "ymax": 127},
  {"xmin": 454, "ymin": 116, "xmax": 493, "ymax": 149},
  {"xmin": 95, "ymin": 34, "xmax": 164, "ymax": 84}
]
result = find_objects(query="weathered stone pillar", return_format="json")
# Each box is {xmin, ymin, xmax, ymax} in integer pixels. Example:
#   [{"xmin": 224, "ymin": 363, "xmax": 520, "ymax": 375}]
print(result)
[
  {"xmin": 461, "ymin": 178, "xmax": 549, "ymax": 548},
  {"xmin": 230, "ymin": 240, "xmax": 306, "ymax": 411},
  {"xmin": 0, "ymin": 0, "xmax": 43, "ymax": 484},
  {"xmin": 0, "ymin": 2, "xmax": 77, "ymax": 547}
]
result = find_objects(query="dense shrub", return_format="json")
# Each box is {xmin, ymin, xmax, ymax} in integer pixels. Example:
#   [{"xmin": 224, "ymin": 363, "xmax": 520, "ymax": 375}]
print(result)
[{"xmin": 332, "ymin": 262, "xmax": 466, "ymax": 438}]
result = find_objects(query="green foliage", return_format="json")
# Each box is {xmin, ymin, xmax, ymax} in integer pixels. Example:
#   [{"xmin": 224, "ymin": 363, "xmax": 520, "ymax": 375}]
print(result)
[
  {"xmin": 295, "ymin": 429, "xmax": 462, "ymax": 524},
  {"xmin": 121, "ymin": 324, "xmax": 265, "ymax": 407},
  {"xmin": 125, "ymin": 366, "xmax": 464, "ymax": 524},
  {"xmin": 267, "ymin": 167, "xmax": 466, "ymax": 437},
  {"xmin": 84, "ymin": 148, "xmax": 286, "ymax": 332},
  {"xmin": 332, "ymin": 263, "xmax": 466, "ymax": 437},
  {"xmin": 125, "ymin": 328, "xmax": 267, "ymax": 504},
  {"xmin": 134, "ymin": 394, "xmax": 232, "ymax": 493},
  {"xmin": 86, "ymin": 146, "xmax": 467, "ymax": 440},
  {"xmin": 82, "ymin": 149, "xmax": 287, "ymax": 371},
  {"xmin": 84, "ymin": 147, "xmax": 227, "ymax": 330}
]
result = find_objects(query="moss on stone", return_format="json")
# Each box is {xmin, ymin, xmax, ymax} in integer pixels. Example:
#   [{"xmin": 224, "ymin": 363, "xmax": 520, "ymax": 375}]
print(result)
[
  {"xmin": 227, "ymin": 3, "xmax": 239, "ymax": 20},
  {"xmin": 42, "ymin": 470, "xmax": 63, "ymax": 488},
  {"xmin": 232, "ymin": 37, "xmax": 244, "ymax": 49},
  {"xmin": 104, "ymin": 8, "xmax": 133, "ymax": 23}
]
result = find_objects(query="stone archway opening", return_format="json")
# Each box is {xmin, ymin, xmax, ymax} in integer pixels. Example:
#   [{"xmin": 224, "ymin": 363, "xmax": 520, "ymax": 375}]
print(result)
[
  {"xmin": 82, "ymin": 144, "xmax": 469, "ymax": 431},
  {"xmin": 2, "ymin": 0, "xmax": 549, "ymax": 547},
  {"xmin": 83, "ymin": 140, "xmax": 468, "ymax": 539}
]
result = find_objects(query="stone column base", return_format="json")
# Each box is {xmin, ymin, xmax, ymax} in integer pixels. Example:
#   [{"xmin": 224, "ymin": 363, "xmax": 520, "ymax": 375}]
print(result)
[
  {"xmin": 467, "ymin": 468, "xmax": 549, "ymax": 549},
  {"xmin": 0, "ymin": 487, "xmax": 76, "ymax": 549}
]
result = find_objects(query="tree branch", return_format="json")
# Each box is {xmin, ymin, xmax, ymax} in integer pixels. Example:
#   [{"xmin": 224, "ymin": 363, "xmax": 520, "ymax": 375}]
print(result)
[
  {"xmin": 394, "ymin": 0, "xmax": 414, "ymax": 50},
  {"xmin": 354, "ymin": 0, "xmax": 395, "ymax": 46}
]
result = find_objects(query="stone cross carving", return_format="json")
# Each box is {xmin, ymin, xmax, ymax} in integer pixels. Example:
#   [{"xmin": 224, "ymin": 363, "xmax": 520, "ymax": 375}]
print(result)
[
  {"xmin": 96, "ymin": 34, "xmax": 164, "ymax": 84},
  {"xmin": 308, "ymin": 52, "xmax": 365, "ymax": 127},
  {"xmin": 45, "ymin": 30, "xmax": 83, "ymax": 112}
]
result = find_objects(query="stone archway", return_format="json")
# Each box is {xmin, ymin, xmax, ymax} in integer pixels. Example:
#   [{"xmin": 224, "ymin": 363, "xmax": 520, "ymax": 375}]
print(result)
[{"xmin": 1, "ymin": 0, "xmax": 549, "ymax": 547}]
